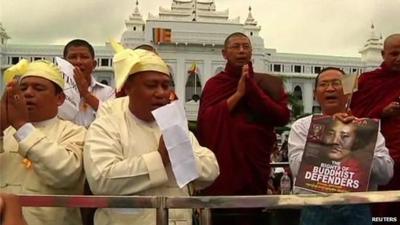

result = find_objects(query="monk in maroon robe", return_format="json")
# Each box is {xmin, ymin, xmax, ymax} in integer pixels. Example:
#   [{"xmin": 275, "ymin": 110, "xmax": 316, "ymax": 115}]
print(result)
[
  {"xmin": 351, "ymin": 33, "xmax": 400, "ymax": 218},
  {"xmin": 198, "ymin": 32, "xmax": 290, "ymax": 225}
]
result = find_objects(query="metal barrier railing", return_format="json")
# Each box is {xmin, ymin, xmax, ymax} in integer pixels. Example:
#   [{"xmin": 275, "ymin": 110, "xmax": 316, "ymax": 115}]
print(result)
[{"xmin": 18, "ymin": 190, "xmax": 400, "ymax": 225}]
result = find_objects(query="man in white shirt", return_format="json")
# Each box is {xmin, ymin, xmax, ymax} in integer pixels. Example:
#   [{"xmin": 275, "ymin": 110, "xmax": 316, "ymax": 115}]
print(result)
[
  {"xmin": 63, "ymin": 39, "xmax": 115, "ymax": 127},
  {"xmin": 84, "ymin": 42, "xmax": 219, "ymax": 225},
  {"xmin": 1, "ymin": 59, "xmax": 86, "ymax": 225},
  {"xmin": 288, "ymin": 67, "xmax": 393, "ymax": 225}
]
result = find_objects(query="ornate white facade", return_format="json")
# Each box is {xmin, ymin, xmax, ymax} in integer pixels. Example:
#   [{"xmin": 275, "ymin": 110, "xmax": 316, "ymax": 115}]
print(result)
[{"xmin": 0, "ymin": 0, "xmax": 384, "ymax": 120}]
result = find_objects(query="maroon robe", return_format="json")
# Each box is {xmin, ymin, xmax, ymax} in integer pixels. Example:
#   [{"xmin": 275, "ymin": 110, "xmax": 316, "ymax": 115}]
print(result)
[
  {"xmin": 351, "ymin": 63, "xmax": 400, "ymax": 217},
  {"xmin": 198, "ymin": 63, "xmax": 290, "ymax": 196}
]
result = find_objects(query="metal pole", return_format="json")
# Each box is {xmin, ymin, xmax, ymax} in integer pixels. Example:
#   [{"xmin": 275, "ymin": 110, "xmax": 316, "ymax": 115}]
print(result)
[
  {"xmin": 200, "ymin": 208, "xmax": 212, "ymax": 225},
  {"xmin": 194, "ymin": 73, "xmax": 197, "ymax": 95},
  {"xmin": 156, "ymin": 196, "xmax": 168, "ymax": 225}
]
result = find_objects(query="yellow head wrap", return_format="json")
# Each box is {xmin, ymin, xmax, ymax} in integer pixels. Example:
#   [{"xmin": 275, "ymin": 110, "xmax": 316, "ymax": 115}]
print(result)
[
  {"xmin": 111, "ymin": 40, "xmax": 170, "ymax": 91},
  {"xmin": 4, "ymin": 59, "xmax": 64, "ymax": 89}
]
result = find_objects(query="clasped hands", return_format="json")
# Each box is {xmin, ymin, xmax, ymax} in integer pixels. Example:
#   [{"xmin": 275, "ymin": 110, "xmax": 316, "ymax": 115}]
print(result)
[{"xmin": 0, "ymin": 80, "xmax": 29, "ymax": 132}]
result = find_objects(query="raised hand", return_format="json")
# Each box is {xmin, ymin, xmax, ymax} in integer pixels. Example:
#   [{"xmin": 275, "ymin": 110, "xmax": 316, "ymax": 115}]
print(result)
[
  {"xmin": 5, "ymin": 80, "xmax": 29, "ymax": 130},
  {"xmin": 382, "ymin": 101, "xmax": 400, "ymax": 118},
  {"xmin": 73, "ymin": 67, "xmax": 90, "ymax": 97},
  {"xmin": 332, "ymin": 112, "xmax": 355, "ymax": 123},
  {"xmin": 227, "ymin": 64, "xmax": 249, "ymax": 111},
  {"xmin": 0, "ymin": 193, "xmax": 28, "ymax": 225},
  {"xmin": 0, "ymin": 88, "xmax": 9, "ymax": 132},
  {"xmin": 237, "ymin": 64, "xmax": 249, "ymax": 97},
  {"xmin": 158, "ymin": 136, "xmax": 170, "ymax": 166}
]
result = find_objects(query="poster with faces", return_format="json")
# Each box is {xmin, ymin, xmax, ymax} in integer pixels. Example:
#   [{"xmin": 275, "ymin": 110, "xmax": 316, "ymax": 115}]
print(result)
[{"xmin": 295, "ymin": 115, "xmax": 378, "ymax": 193}]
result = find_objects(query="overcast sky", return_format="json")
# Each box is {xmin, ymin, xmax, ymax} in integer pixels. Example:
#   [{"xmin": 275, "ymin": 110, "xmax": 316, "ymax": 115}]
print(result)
[{"xmin": 1, "ymin": 0, "xmax": 399, "ymax": 57}]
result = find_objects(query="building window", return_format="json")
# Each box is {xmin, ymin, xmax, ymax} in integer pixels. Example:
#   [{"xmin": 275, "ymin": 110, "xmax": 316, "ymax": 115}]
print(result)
[
  {"xmin": 352, "ymin": 68, "xmax": 358, "ymax": 73},
  {"xmin": 34, "ymin": 57, "xmax": 42, "ymax": 61},
  {"xmin": 185, "ymin": 73, "xmax": 202, "ymax": 101},
  {"xmin": 273, "ymin": 64, "xmax": 281, "ymax": 72},
  {"xmin": 11, "ymin": 57, "xmax": 19, "ymax": 65},
  {"xmin": 294, "ymin": 65, "xmax": 301, "ymax": 73},
  {"xmin": 314, "ymin": 66, "xmax": 321, "ymax": 74},
  {"xmin": 101, "ymin": 58, "xmax": 109, "ymax": 67},
  {"xmin": 133, "ymin": 26, "xmax": 136, "ymax": 31}
]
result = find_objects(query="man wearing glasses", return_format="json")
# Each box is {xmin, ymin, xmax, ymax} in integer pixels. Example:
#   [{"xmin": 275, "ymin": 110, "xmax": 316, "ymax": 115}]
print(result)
[{"xmin": 288, "ymin": 67, "xmax": 393, "ymax": 225}]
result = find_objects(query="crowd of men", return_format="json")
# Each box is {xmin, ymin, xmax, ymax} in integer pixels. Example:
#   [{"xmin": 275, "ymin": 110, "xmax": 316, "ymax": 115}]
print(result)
[{"xmin": 0, "ymin": 32, "xmax": 399, "ymax": 225}]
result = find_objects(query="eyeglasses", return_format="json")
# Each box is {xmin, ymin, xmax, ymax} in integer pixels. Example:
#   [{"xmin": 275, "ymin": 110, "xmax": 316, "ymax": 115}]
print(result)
[
  {"xmin": 317, "ymin": 79, "xmax": 342, "ymax": 89},
  {"xmin": 228, "ymin": 44, "xmax": 251, "ymax": 51}
]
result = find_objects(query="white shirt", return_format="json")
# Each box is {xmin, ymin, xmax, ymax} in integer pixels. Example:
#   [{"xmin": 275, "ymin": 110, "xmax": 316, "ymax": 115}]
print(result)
[
  {"xmin": 73, "ymin": 76, "xmax": 115, "ymax": 127},
  {"xmin": 288, "ymin": 115, "xmax": 393, "ymax": 194},
  {"xmin": 84, "ymin": 109, "xmax": 219, "ymax": 225},
  {"xmin": 1, "ymin": 116, "xmax": 86, "ymax": 225},
  {"xmin": 97, "ymin": 96, "xmax": 129, "ymax": 117}
]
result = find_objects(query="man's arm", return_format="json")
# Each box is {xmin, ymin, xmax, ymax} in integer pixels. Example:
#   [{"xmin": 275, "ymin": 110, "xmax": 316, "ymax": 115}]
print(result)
[
  {"xmin": 1, "ymin": 80, "xmax": 85, "ymax": 188},
  {"xmin": 370, "ymin": 131, "xmax": 394, "ymax": 185},
  {"xmin": 245, "ymin": 77, "xmax": 290, "ymax": 126},
  {"xmin": 84, "ymin": 117, "xmax": 169, "ymax": 195},
  {"xmin": 1, "ymin": 87, "xmax": 9, "ymax": 135},
  {"xmin": 380, "ymin": 101, "xmax": 400, "ymax": 118},
  {"xmin": 288, "ymin": 117, "xmax": 310, "ymax": 177},
  {"xmin": 226, "ymin": 67, "xmax": 247, "ymax": 111},
  {"xmin": 16, "ymin": 123, "xmax": 86, "ymax": 188},
  {"xmin": 189, "ymin": 132, "xmax": 220, "ymax": 190},
  {"xmin": 73, "ymin": 67, "xmax": 101, "ymax": 110},
  {"xmin": 81, "ymin": 92, "xmax": 100, "ymax": 111}
]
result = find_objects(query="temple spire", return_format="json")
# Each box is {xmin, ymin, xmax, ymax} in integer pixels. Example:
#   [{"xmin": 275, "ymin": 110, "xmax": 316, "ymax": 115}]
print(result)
[
  {"xmin": 359, "ymin": 23, "xmax": 383, "ymax": 63},
  {"xmin": 369, "ymin": 22, "xmax": 378, "ymax": 39},
  {"xmin": 134, "ymin": 0, "xmax": 140, "ymax": 14},
  {"xmin": 245, "ymin": 5, "xmax": 257, "ymax": 25},
  {"xmin": 123, "ymin": 0, "xmax": 144, "ymax": 33}
]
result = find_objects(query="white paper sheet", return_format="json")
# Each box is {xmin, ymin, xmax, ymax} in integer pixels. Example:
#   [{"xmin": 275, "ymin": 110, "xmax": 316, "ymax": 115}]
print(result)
[
  {"xmin": 55, "ymin": 57, "xmax": 81, "ymax": 120},
  {"xmin": 152, "ymin": 100, "xmax": 199, "ymax": 188}
]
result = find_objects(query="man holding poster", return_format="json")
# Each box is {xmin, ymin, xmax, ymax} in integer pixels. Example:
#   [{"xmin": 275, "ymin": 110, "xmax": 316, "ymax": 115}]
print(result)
[{"xmin": 288, "ymin": 67, "xmax": 393, "ymax": 225}]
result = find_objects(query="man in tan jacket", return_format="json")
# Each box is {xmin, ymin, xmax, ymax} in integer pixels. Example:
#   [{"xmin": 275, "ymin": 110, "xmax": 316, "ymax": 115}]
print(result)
[
  {"xmin": 0, "ymin": 60, "xmax": 86, "ymax": 225},
  {"xmin": 84, "ymin": 42, "xmax": 219, "ymax": 225}
]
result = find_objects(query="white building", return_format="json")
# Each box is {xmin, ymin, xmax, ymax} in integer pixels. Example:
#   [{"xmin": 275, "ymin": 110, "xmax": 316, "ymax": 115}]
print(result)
[{"xmin": 0, "ymin": 0, "xmax": 384, "ymax": 120}]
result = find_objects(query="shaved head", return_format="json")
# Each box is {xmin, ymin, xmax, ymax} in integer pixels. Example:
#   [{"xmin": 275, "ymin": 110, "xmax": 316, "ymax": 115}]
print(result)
[
  {"xmin": 383, "ymin": 33, "xmax": 400, "ymax": 50},
  {"xmin": 224, "ymin": 32, "xmax": 250, "ymax": 49},
  {"xmin": 382, "ymin": 33, "xmax": 400, "ymax": 71}
]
